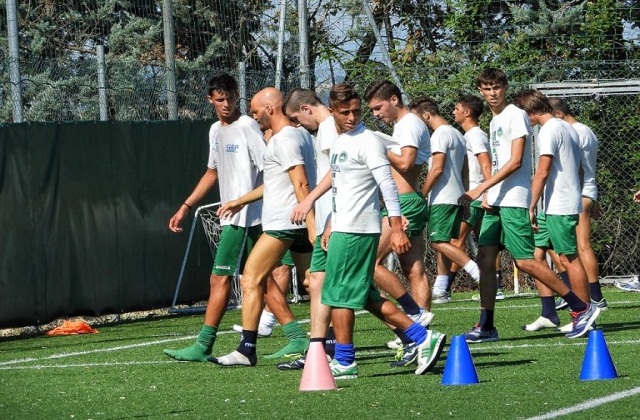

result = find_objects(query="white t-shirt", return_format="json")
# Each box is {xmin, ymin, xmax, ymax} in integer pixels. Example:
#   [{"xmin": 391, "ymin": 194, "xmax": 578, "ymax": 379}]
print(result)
[
  {"xmin": 261, "ymin": 125, "xmax": 317, "ymax": 231},
  {"xmin": 207, "ymin": 115, "xmax": 265, "ymax": 227},
  {"xmin": 428, "ymin": 125, "xmax": 466, "ymax": 205},
  {"xmin": 330, "ymin": 123, "xmax": 390, "ymax": 234},
  {"xmin": 314, "ymin": 116, "xmax": 338, "ymax": 233},
  {"xmin": 392, "ymin": 112, "xmax": 431, "ymax": 165},
  {"xmin": 464, "ymin": 126, "xmax": 490, "ymax": 193},
  {"xmin": 572, "ymin": 121, "xmax": 599, "ymax": 200},
  {"xmin": 537, "ymin": 118, "xmax": 582, "ymax": 215},
  {"xmin": 487, "ymin": 104, "xmax": 533, "ymax": 208}
]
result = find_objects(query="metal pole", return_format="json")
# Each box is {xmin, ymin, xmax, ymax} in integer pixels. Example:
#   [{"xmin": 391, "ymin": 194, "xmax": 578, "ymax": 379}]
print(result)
[
  {"xmin": 298, "ymin": 0, "xmax": 310, "ymax": 89},
  {"xmin": 6, "ymin": 0, "xmax": 23, "ymax": 122},
  {"xmin": 238, "ymin": 61, "xmax": 247, "ymax": 114},
  {"xmin": 162, "ymin": 0, "xmax": 178, "ymax": 120},
  {"xmin": 275, "ymin": 0, "xmax": 287, "ymax": 90},
  {"xmin": 97, "ymin": 45, "xmax": 108, "ymax": 121},
  {"xmin": 361, "ymin": 0, "xmax": 409, "ymax": 104}
]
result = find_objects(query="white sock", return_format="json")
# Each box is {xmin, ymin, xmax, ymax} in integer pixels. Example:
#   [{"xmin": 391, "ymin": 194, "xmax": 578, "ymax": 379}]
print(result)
[
  {"xmin": 259, "ymin": 310, "xmax": 276, "ymax": 330},
  {"xmin": 433, "ymin": 275, "xmax": 449, "ymax": 295},
  {"xmin": 463, "ymin": 260, "xmax": 480, "ymax": 282}
]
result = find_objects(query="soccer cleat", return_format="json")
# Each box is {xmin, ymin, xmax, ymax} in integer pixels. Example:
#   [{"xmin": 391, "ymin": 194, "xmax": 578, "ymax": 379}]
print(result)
[
  {"xmin": 555, "ymin": 297, "xmax": 569, "ymax": 310},
  {"xmin": 208, "ymin": 350, "xmax": 257, "ymax": 367},
  {"xmin": 263, "ymin": 338, "xmax": 309, "ymax": 359},
  {"xmin": 386, "ymin": 337, "xmax": 403, "ymax": 350},
  {"xmin": 614, "ymin": 278, "xmax": 640, "ymax": 292},
  {"xmin": 329, "ymin": 359, "xmax": 358, "ymax": 379},
  {"xmin": 521, "ymin": 316, "xmax": 559, "ymax": 332},
  {"xmin": 590, "ymin": 298, "xmax": 608, "ymax": 311},
  {"xmin": 565, "ymin": 304, "xmax": 601, "ymax": 339},
  {"xmin": 415, "ymin": 330, "xmax": 446, "ymax": 375},
  {"xmin": 432, "ymin": 292, "xmax": 451, "ymax": 304},
  {"xmin": 464, "ymin": 324, "xmax": 499, "ymax": 343},
  {"xmin": 231, "ymin": 324, "xmax": 272, "ymax": 337},
  {"xmin": 276, "ymin": 354, "xmax": 306, "ymax": 370},
  {"xmin": 162, "ymin": 343, "xmax": 210, "ymax": 362},
  {"xmin": 389, "ymin": 343, "xmax": 419, "ymax": 368},
  {"xmin": 409, "ymin": 309, "xmax": 434, "ymax": 327}
]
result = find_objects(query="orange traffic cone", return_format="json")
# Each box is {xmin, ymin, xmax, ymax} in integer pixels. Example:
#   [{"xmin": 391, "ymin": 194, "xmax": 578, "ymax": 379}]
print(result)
[{"xmin": 299, "ymin": 341, "xmax": 336, "ymax": 391}]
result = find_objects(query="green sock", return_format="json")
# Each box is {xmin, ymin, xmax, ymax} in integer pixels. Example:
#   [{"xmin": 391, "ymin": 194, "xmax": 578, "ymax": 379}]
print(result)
[
  {"xmin": 264, "ymin": 321, "xmax": 308, "ymax": 359},
  {"xmin": 282, "ymin": 321, "xmax": 307, "ymax": 340},
  {"xmin": 163, "ymin": 325, "xmax": 218, "ymax": 362}
]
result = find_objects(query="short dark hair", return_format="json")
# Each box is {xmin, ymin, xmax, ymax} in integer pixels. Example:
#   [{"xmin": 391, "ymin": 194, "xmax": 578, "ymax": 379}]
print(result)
[
  {"xmin": 329, "ymin": 83, "xmax": 360, "ymax": 109},
  {"xmin": 283, "ymin": 88, "xmax": 323, "ymax": 114},
  {"xmin": 548, "ymin": 97, "xmax": 572, "ymax": 115},
  {"xmin": 208, "ymin": 73, "xmax": 239, "ymax": 97},
  {"xmin": 410, "ymin": 96, "xmax": 440, "ymax": 117},
  {"xmin": 456, "ymin": 94, "xmax": 485, "ymax": 120},
  {"xmin": 363, "ymin": 80, "xmax": 403, "ymax": 104},
  {"xmin": 513, "ymin": 89, "xmax": 552, "ymax": 114},
  {"xmin": 476, "ymin": 67, "xmax": 508, "ymax": 88}
]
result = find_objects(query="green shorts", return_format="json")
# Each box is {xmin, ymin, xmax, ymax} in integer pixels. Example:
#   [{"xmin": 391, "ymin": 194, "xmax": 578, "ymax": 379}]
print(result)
[
  {"xmin": 464, "ymin": 200, "xmax": 485, "ymax": 228},
  {"xmin": 281, "ymin": 250, "xmax": 294, "ymax": 267},
  {"xmin": 535, "ymin": 212, "xmax": 578, "ymax": 255},
  {"xmin": 309, "ymin": 235, "xmax": 327, "ymax": 273},
  {"xmin": 381, "ymin": 192, "xmax": 428, "ymax": 237},
  {"xmin": 478, "ymin": 207, "xmax": 535, "ymax": 259},
  {"xmin": 427, "ymin": 204, "xmax": 462, "ymax": 242},
  {"xmin": 264, "ymin": 228, "xmax": 313, "ymax": 253},
  {"xmin": 321, "ymin": 232, "xmax": 382, "ymax": 310},
  {"xmin": 212, "ymin": 224, "xmax": 262, "ymax": 276}
]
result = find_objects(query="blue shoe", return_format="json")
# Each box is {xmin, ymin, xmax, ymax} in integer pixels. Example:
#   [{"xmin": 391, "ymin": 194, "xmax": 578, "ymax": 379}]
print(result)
[
  {"xmin": 590, "ymin": 298, "xmax": 608, "ymax": 311},
  {"xmin": 389, "ymin": 343, "xmax": 419, "ymax": 368},
  {"xmin": 555, "ymin": 297, "xmax": 569, "ymax": 310},
  {"xmin": 566, "ymin": 304, "xmax": 601, "ymax": 339},
  {"xmin": 464, "ymin": 324, "xmax": 499, "ymax": 343}
]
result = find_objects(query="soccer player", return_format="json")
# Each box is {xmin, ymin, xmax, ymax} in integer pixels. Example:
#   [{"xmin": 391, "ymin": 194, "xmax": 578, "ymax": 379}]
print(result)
[
  {"xmin": 211, "ymin": 87, "xmax": 316, "ymax": 366},
  {"xmin": 164, "ymin": 74, "xmax": 284, "ymax": 362},
  {"xmin": 411, "ymin": 97, "xmax": 482, "ymax": 292},
  {"xmin": 316, "ymin": 83, "xmax": 445, "ymax": 378},
  {"xmin": 458, "ymin": 68, "xmax": 600, "ymax": 342},
  {"xmin": 514, "ymin": 89, "xmax": 593, "ymax": 333},
  {"xmin": 428, "ymin": 94, "xmax": 494, "ymax": 304},
  {"xmin": 363, "ymin": 80, "xmax": 434, "ymax": 351},
  {"xmin": 277, "ymin": 87, "xmax": 339, "ymax": 370},
  {"xmin": 548, "ymin": 97, "xmax": 607, "ymax": 311}
]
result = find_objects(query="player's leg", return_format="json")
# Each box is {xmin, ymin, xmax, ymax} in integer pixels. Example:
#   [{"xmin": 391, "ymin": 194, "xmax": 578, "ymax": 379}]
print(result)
[
  {"xmin": 163, "ymin": 225, "xmax": 250, "ymax": 362},
  {"xmin": 578, "ymin": 197, "xmax": 606, "ymax": 307}
]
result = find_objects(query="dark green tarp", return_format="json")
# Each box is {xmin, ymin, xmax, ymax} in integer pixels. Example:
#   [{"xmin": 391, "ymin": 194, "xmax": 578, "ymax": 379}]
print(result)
[{"xmin": 0, "ymin": 120, "xmax": 218, "ymax": 328}]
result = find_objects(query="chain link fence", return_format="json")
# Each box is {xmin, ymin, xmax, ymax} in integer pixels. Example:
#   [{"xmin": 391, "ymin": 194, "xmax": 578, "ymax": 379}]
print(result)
[{"xmin": 2, "ymin": 0, "xmax": 639, "ymax": 289}]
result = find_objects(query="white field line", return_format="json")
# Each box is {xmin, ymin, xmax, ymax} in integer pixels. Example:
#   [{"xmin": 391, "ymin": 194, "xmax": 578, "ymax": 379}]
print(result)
[
  {"xmin": 524, "ymin": 386, "xmax": 640, "ymax": 420},
  {"xmin": 0, "ymin": 302, "xmax": 637, "ymax": 367}
]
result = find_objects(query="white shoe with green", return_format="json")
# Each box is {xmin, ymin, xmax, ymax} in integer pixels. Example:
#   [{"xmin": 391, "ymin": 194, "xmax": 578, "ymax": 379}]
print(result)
[
  {"xmin": 415, "ymin": 330, "xmax": 446, "ymax": 375},
  {"xmin": 329, "ymin": 359, "xmax": 358, "ymax": 379}
]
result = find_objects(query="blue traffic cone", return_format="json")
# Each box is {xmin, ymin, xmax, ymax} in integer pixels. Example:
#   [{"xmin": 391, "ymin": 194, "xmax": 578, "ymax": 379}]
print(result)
[
  {"xmin": 579, "ymin": 329, "xmax": 618, "ymax": 381},
  {"xmin": 441, "ymin": 335, "xmax": 479, "ymax": 386}
]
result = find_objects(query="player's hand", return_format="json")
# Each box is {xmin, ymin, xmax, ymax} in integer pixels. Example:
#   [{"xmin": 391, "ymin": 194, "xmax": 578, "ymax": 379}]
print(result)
[
  {"xmin": 168, "ymin": 207, "xmax": 189, "ymax": 233},
  {"xmin": 390, "ymin": 229, "xmax": 411, "ymax": 255},
  {"xmin": 633, "ymin": 189, "xmax": 640, "ymax": 204},
  {"xmin": 321, "ymin": 227, "xmax": 331, "ymax": 251},
  {"xmin": 291, "ymin": 199, "xmax": 313, "ymax": 225},
  {"xmin": 458, "ymin": 186, "xmax": 483, "ymax": 207},
  {"xmin": 529, "ymin": 206, "xmax": 539, "ymax": 233},
  {"xmin": 217, "ymin": 200, "xmax": 244, "ymax": 220}
]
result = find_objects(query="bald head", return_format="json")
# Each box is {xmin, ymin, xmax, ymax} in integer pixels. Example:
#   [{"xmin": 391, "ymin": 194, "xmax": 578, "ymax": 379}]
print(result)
[{"xmin": 249, "ymin": 87, "xmax": 288, "ymax": 132}]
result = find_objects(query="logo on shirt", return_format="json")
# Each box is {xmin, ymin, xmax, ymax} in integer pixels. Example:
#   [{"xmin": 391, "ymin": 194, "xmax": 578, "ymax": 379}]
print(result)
[
  {"xmin": 338, "ymin": 152, "xmax": 348, "ymax": 162},
  {"xmin": 226, "ymin": 144, "xmax": 239, "ymax": 153}
]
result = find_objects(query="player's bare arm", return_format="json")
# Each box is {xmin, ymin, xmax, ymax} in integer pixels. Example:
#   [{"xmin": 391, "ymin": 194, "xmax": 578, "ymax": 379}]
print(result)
[
  {"xmin": 529, "ymin": 155, "xmax": 552, "ymax": 231},
  {"xmin": 291, "ymin": 169, "xmax": 331, "ymax": 225},
  {"xmin": 421, "ymin": 152, "xmax": 445, "ymax": 197},
  {"xmin": 459, "ymin": 136, "xmax": 526, "ymax": 206},
  {"xmin": 217, "ymin": 184, "xmax": 264, "ymax": 219},
  {"xmin": 169, "ymin": 168, "xmax": 218, "ymax": 232},
  {"xmin": 287, "ymin": 164, "xmax": 316, "ymax": 241}
]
